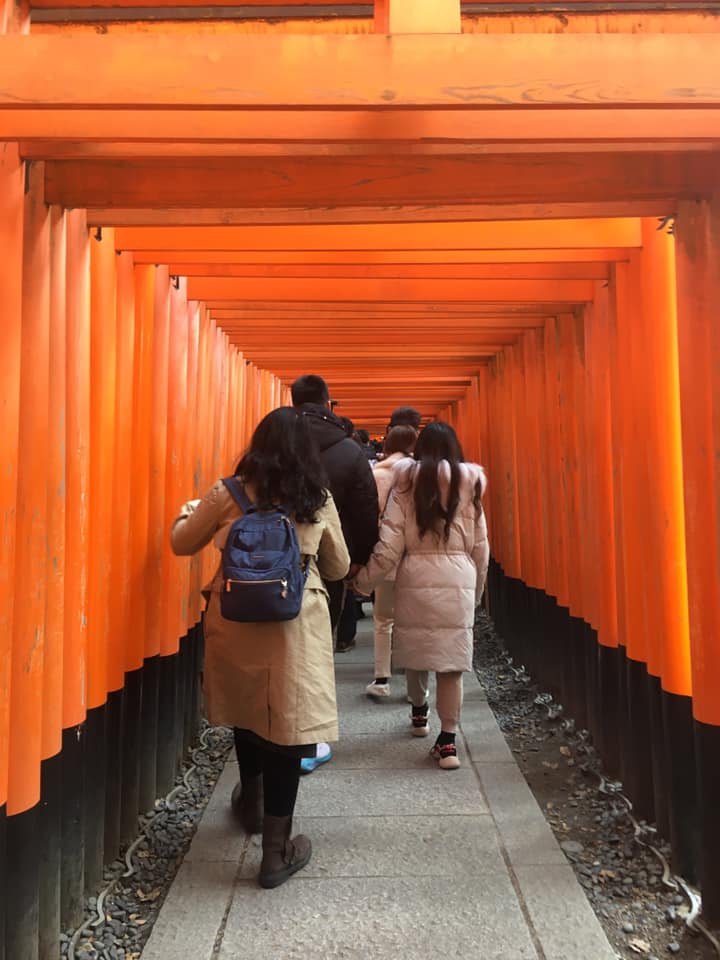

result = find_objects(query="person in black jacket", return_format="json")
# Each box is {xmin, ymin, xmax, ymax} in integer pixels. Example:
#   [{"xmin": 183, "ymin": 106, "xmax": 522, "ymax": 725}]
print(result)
[{"xmin": 291, "ymin": 375, "xmax": 380, "ymax": 772}]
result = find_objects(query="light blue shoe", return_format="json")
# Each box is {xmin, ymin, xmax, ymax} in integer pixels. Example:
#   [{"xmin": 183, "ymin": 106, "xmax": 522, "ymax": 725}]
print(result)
[{"xmin": 300, "ymin": 742, "xmax": 332, "ymax": 775}]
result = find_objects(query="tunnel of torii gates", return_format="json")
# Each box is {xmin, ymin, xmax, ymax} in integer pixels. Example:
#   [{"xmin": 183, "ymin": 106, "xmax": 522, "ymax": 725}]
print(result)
[{"xmin": 2, "ymin": 0, "xmax": 720, "ymax": 954}]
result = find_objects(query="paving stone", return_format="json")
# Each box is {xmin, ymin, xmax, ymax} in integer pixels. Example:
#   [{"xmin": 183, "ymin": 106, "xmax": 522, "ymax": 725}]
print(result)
[
  {"xmin": 461, "ymin": 700, "xmax": 516, "ymax": 763},
  {"xmin": 329, "ymin": 732, "xmax": 467, "ymax": 769},
  {"xmin": 475, "ymin": 762, "xmax": 567, "ymax": 866},
  {"xmin": 184, "ymin": 765, "xmax": 246, "ymax": 864},
  {"xmin": 219, "ymin": 876, "xmax": 538, "ymax": 960},
  {"xmin": 296, "ymin": 767, "xmax": 488, "ymax": 817},
  {"xmin": 139, "ymin": 860, "xmax": 238, "ymax": 960},
  {"xmin": 238, "ymin": 814, "xmax": 505, "ymax": 880},
  {"xmin": 514, "ymin": 865, "xmax": 617, "ymax": 960}
]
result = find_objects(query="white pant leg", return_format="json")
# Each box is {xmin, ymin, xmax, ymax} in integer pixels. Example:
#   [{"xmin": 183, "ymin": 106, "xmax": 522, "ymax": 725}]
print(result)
[{"xmin": 372, "ymin": 579, "xmax": 395, "ymax": 679}]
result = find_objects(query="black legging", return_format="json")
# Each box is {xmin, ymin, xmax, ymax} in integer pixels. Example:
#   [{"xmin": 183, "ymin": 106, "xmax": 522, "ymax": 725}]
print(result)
[{"xmin": 233, "ymin": 729, "xmax": 301, "ymax": 817}]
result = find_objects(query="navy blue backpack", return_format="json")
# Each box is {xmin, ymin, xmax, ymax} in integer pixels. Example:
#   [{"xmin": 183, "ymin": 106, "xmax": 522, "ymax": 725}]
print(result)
[{"xmin": 219, "ymin": 477, "xmax": 309, "ymax": 623}]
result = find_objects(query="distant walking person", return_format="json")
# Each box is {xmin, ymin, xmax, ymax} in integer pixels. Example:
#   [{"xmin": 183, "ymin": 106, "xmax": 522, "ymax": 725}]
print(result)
[
  {"xmin": 353, "ymin": 422, "xmax": 489, "ymax": 770},
  {"xmin": 170, "ymin": 407, "xmax": 349, "ymax": 888},
  {"xmin": 365, "ymin": 424, "xmax": 418, "ymax": 698},
  {"xmin": 387, "ymin": 406, "xmax": 422, "ymax": 434},
  {"xmin": 291, "ymin": 374, "xmax": 379, "ymax": 768}
]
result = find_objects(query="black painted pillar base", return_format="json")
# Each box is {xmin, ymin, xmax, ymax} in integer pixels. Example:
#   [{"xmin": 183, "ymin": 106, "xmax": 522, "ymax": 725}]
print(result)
[
  {"xmin": 60, "ymin": 724, "xmax": 84, "ymax": 931},
  {"xmin": 624, "ymin": 657, "xmax": 656, "ymax": 823},
  {"xmin": 157, "ymin": 653, "xmax": 178, "ymax": 797},
  {"xmin": 122, "ymin": 667, "xmax": 144, "ymax": 841},
  {"xmin": 139, "ymin": 657, "xmax": 159, "ymax": 813},
  {"xmin": 83, "ymin": 705, "xmax": 106, "ymax": 894},
  {"xmin": 597, "ymin": 644, "xmax": 621, "ymax": 779},
  {"xmin": 104, "ymin": 688, "xmax": 124, "ymax": 863},
  {"xmin": 39, "ymin": 752, "xmax": 62, "ymax": 960},
  {"xmin": 0, "ymin": 803, "xmax": 6, "ymax": 960},
  {"xmin": 647, "ymin": 674, "xmax": 670, "ymax": 838},
  {"xmin": 584, "ymin": 624, "xmax": 598, "ymax": 739},
  {"xmin": 695, "ymin": 720, "xmax": 720, "ymax": 928},
  {"xmin": 662, "ymin": 691, "xmax": 698, "ymax": 883},
  {"xmin": 5, "ymin": 805, "xmax": 39, "ymax": 960}
]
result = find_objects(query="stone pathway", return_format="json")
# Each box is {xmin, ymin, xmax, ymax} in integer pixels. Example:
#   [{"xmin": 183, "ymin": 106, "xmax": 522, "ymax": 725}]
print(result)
[{"xmin": 141, "ymin": 615, "xmax": 616, "ymax": 960}]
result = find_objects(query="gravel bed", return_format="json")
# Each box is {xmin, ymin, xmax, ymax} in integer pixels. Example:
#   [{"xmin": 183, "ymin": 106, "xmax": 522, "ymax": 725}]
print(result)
[
  {"xmin": 62, "ymin": 724, "xmax": 233, "ymax": 960},
  {"xmin": 473, "ymin": 610, "xmax": 719, "ymax": 960}
]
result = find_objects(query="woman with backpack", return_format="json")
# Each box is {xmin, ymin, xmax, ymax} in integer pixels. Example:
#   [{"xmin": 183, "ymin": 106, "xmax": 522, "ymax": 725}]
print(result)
[
  {"xmin": 171, "ymin": 406, "xmax": 349, "ymax": 888},
  {"xmin": 352, "ymin": 421, "xmax": 489, "ymax": 770}
]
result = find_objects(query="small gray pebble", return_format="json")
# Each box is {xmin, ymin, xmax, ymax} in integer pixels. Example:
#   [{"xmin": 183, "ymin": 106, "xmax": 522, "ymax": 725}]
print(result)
[{"xmin": 621, "ymin": 922, "xmax": 635, "ymax": 934}]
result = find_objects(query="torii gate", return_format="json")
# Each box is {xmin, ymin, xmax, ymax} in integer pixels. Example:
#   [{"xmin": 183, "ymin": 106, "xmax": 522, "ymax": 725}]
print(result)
[{"xmin": 1, "ymin": 2, "xmax": 720, "ymax": 958}]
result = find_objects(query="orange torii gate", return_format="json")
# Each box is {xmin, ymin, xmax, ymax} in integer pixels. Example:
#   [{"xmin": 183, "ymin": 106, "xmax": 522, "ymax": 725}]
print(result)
[{"xmin": 1, "ymin": 1, "xmax": 720, "ymax": 958}]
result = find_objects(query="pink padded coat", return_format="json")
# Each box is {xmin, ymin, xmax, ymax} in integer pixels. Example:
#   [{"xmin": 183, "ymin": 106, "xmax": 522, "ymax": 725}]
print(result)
[{"xmin": 353, "ymin": 460, "xmax": 489, "ymax": 673}]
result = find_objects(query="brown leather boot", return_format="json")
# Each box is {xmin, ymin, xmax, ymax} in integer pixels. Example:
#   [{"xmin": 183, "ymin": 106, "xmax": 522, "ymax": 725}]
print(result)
[
  {"xmin": 230, "ymin": 775, "xmax": 263, "ymax": 835},
  {"xmin": 259, "ymin": 814, "xmax": 312, "ymax": 889}
]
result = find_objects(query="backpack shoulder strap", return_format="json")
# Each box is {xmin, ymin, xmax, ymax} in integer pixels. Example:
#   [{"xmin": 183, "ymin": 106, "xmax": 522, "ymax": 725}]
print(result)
[{"xmin": 221, "ymin": 476, "xmax": 254, "ymax": 514}]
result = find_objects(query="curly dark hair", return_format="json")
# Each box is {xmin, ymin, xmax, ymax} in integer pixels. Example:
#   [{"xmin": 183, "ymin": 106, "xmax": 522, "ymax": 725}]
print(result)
[
  {"xmin": 411, "ymin": 421, "xmax": 464, "ymax": 542},
  {"xmin": 234, "ymin": 407, "xmax": 328, "ymax": 523}
]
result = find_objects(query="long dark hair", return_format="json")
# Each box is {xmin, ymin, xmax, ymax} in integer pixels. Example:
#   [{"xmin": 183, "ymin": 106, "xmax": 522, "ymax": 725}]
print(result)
[
  {"xmin": 411, "ymin": 421, "xmax": 464, "ymax": 541},
  {"xmin": 235, "ymin": 407, "xmax": 328, "ymax": 523}
]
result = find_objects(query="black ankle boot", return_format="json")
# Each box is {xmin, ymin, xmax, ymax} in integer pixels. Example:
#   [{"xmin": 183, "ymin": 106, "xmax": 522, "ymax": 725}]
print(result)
[{"xmin": 259, "ymin": 815, "xmax": 312, "ymax": 889}]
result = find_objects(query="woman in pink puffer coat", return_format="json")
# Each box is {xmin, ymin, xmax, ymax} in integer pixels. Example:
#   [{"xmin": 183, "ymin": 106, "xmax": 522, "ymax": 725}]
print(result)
[{"xmin": 353, "ymin": 421, "xmax": 489, "ymax": 770}]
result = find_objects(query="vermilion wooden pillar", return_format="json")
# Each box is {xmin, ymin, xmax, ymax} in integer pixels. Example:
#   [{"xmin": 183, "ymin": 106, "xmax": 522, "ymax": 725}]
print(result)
[
  {"xmin": 638, "ymin": 219, "xmax": 694, "ymax": 871},
  {"xmin": 674, "ymin": 196, "xmax": 720, "ymax": 925},
  {"xmin": 62, "ymin": 208, "xmax": 90, "ymax": 930},
  {"xmin": 0, "ymin": 140, "xmax": 23, "ymax": 960},
  {"xmin": 374, "ymin": 0, "xmax": 460, "ymax": 35},
  {"xmin": 7, "ymin": 158, "xmax": 50, "ymax": 960}
]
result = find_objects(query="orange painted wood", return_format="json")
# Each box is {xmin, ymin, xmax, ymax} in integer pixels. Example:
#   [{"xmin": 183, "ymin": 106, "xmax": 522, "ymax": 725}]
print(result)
[
  {"xmin": 0, "ymin": 141, "xmax": 24, "ymax": 808},
  {"xmin": 146, "ymin": 266, "xmax": 171, "ymax": 660},
  {"xmin": 112, "ymin": 250, "xmax": 135, "ymax": 679},
  {"xmin": 80, "ymin": 202, "xmax": 676, "ymax": 229},
  {"xmin": 186, "ymin": 277, "xmax": 593, "ymax": 303},
  {"xmin": 164, "ymin": 278, "xmax": 190, "ymax": 646},
  {"xmin": 375, "ymin": 0, "xmax": 461, "ymax": 34},
  {"xmin": 184, "ymin": 301, "xmax": 203, "ymax": 628},
  {"xmin": 585, "ymin": 283, "xmax": 618, "ymax": 647},
  {"xmin": 606, "ymin": 265, "xmax": 629, "ymax": 651},
  {"xmin": 43, "ymin": 204, "xmax": 66, "ymax": 760},
  {"xmin": 132, "ymin": 248, "xmax": 630, "ymax": 266},
  {"xmin": 126, "ymin": 264, "xmax": 154, "ymax": 672},
  {"xmin": 87, "ymin": 226, "xmax": 117, "ymax": 709},
  {"xmin": 614, "ymin": 253, "xmax": 650, "ymax": 663},
  {"xmin": 637, "ymin": 219, "xmax": 691, "ymax": 697},
  {"xmin": 116, "ymin": 220, "xmax": 641, "ymax": 255},
  {"xmin": 43, "ymin": 153, "xmax": 713, "ymax": 209},
  {"xmin": 539, "ymin": 318, "xmax": 568, "ymax": 606},
  {"xmin": 142, "ymin": 263, "xmax": 610, "ymax": 280},
  {"xmin": 9, "ymin": 160, "xmax": 50, "ymax": 815},
  {"xmin": 2, "ymin": 34, "xmax": 719, "ymax": 108},
  {"xmin": 675, "ymin": 197, "xmax": 720, "ymax": 725},
  {"xmin": 10, "ymin": 107, "xmax": 720, "ymax": 146},
  {"xmin": 556, "ymin": 313, "xmax": 585, "ymax": 620},
  {"xmin": 63, "ymin": 208, "xmax": 90, "ymax": 729}
]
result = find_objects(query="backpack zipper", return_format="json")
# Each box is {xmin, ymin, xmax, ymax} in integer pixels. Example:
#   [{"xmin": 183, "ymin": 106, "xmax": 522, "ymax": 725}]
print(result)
[{"xmin": 226, "ymin": 577, "xmax": 289, "ymax": 598}]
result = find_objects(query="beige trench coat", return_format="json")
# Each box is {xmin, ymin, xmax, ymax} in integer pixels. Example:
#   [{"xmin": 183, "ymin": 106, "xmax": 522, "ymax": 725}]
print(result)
[
  {"xmin": 171, "ymin": 480, "xmax": 350, "ymax": 746},
  {"xmin": 353, "ymin": 461, "xmax": 489, "ymax": 673}
]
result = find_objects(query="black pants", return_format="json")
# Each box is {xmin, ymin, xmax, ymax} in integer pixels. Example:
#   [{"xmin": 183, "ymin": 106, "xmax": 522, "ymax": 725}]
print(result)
[
  {"xmin": 234, "ymin": 729, "xmax": 302, "ymax": 818},
  {"xmin": 337, "ymin": 587, "xmax": 359, "ymax": 648}
]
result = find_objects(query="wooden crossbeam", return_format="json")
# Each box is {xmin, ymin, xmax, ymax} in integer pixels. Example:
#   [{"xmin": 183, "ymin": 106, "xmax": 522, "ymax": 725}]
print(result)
[
  {"xmin": 133, "ymin": 248, "xmax": 629, "ymax": 265},
  {"xmin": 1, "ymin": 34, "xmax": 719, "ymax": 108},
  {"xmin": 43, "ymin": 153, "xmax": 713, "ymax": 208},
  {"xmin": 185, "ymin": 276, "xmax": 593, "ymax": 302},
  {"xmin": 166, "ymin": 263, "xmax": 609, "ymax": 280},
  {"xmin": 82, "ymin": 201, "xmax": 674, "ymax": 226},
  {"xmin": 10, "ymin": 108, "xmax": 720, "ymax": 144},
  {"xmin": 114, "ymin": 220, "xmax": 641, "ymax": 251}
]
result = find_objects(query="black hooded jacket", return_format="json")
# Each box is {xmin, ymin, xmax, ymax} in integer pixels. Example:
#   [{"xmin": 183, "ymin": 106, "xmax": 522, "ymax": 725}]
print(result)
[{"xmin": 300, "ymin": 403, "xmax": 379, "ymax": 565}]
